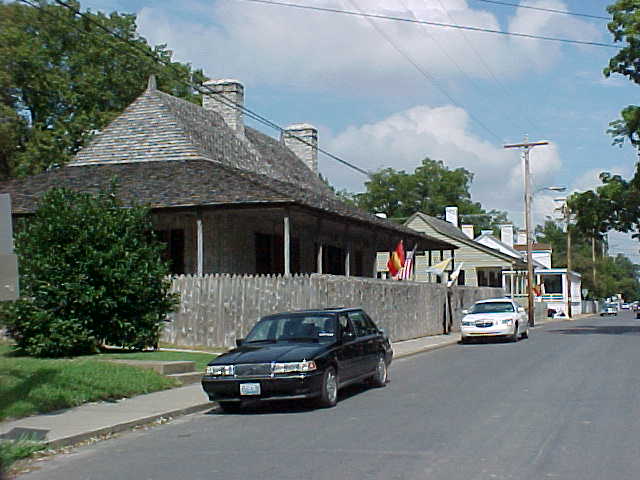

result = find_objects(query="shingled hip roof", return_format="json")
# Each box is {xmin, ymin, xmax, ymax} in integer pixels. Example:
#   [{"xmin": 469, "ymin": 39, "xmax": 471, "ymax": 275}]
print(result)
[{"xmin": 0, "ymin": 83, "xmax": 455, "ymax": 250}]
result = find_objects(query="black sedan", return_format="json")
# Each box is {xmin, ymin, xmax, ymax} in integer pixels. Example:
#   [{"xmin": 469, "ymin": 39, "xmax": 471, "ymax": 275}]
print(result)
[{"xmin": 201, "ymin": 307, "xmax": 393, "ymax": 411}]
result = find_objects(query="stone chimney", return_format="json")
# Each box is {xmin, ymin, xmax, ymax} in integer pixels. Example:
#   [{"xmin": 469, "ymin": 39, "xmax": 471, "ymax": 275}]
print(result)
[
  {"xmin": 281, "ymin": 123, "xmax": 318, "ymax": 173},
  {"xmin": 445, "ymin": 206, "xmax": 459, "ymax": 227},
  {"xmin": 461, "ymin": 224, "xmax": 475, "ymax": 239},
  {"xmin": 202, "ymin": 79, "xmax": 244, "ymax": 136},
  {"xmin": 516, "ymin": 229, "xmax": 527, "ymax": 245},
  {"xmin": 500, "ymin": 224, "xmax": 514, "ymax": 247}
]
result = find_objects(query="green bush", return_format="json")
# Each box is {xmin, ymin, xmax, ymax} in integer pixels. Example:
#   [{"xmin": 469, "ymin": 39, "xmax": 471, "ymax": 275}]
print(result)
[{"xmin": 1, "ymin": 187, "xmax": 178, "ymax": 356}]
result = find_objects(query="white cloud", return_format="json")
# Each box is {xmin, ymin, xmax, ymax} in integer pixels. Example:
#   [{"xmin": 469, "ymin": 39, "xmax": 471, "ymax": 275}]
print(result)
[
  {"xmin": 320, "ymin": 103, "xmax": 561, "ymax": 224},
  {"xmin": 135, "ymin": 0, "xmax": 602, "ymax": 93}
]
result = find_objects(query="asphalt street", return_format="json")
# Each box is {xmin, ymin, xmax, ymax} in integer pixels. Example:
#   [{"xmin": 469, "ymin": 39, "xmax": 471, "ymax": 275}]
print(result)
[{"xmin": 19, "ymin": 312, "xmax": 640, "ymax": 480}]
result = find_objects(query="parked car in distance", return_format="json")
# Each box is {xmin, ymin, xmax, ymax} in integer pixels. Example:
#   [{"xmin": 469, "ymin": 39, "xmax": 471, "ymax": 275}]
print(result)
[
  {"xmin": 460, "ymin": 298, "xmax": 528, "ymax": 343},
  {"xmin": 600, "ymin": 303, "xmax": 618, "ymax": 316},
  {"xmin": 201, "ymin": 308, "xmax": 393, "ymax": 412},
  {"xmin": 621, "ymin": 303, "xmax": 630, "ymax": 310}
]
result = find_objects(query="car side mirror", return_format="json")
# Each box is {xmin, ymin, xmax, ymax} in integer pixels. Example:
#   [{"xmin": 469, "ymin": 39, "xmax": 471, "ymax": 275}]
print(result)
[
  {"xmin": 462, "ymin": 309, "xmax": 469, "ymax": 315},
  {"xmin": 235, "ymin": 338, "xmax": 244, "ymax": 347},
  {"xmin": 379, "ymin": 328, "xmax": 387, "ymax": 338}
]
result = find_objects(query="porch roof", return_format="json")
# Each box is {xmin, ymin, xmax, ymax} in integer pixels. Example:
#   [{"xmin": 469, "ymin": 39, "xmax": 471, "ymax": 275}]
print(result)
[{"xmin": 1, "ymin": 160, "xmax": 455, "ymax": 251}]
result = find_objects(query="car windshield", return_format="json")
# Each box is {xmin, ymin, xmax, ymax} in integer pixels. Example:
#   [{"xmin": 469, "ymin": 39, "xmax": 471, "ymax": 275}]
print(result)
[
  {"xmin": 470, "ymin": 302, "xmax": 515, "ymax": 314},
  {"xmin": 245, "ymin": 314, "xmax": 337, "ymax": 343}
]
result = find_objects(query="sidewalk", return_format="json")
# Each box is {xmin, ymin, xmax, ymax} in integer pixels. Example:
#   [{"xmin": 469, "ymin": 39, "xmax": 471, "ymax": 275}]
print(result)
[{"xmin": 0, "ymin": 320, "xmax": 571, "ymax": 449}]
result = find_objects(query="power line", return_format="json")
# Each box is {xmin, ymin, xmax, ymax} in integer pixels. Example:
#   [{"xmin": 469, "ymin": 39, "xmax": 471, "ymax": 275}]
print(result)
[
  {"xmin": 348, "ymin": 0, "xmax": 503, "ymax": 142},
  {"xmin": 472, "ymin": 0, "xmax": 610, "ymax": 21},
  {"xmin": 232, "ymin": 0, "xmax": 619, "ymax": 49},
  {"xmin": 395, "ymin": 0, "xmax": 521, "ymax": 136},
  {"xmin": 433, "ymin": 0, "xmax": 542, "ymax": 136},
  {"xmin": 20, "ymin": 0, "xmax": 372, "ymax": 178}
]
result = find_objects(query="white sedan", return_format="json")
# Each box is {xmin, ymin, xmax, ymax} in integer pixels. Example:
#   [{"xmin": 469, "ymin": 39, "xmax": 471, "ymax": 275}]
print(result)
[{"xmin": 460, "ymin": 298, "xmax": 528, "ymax": 343}]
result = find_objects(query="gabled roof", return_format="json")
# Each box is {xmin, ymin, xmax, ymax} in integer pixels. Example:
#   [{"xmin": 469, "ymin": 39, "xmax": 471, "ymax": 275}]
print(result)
[
  {"xmin": 475, "ymin": 233, "xmax": 545, "ymax": 268},
  {"xmin": 0, "ymin": 83, "xmax": 455, "ymax": 251},
  {"xmin": 405, "ymin": 212, "xmax": 521, "ymax": 265}
]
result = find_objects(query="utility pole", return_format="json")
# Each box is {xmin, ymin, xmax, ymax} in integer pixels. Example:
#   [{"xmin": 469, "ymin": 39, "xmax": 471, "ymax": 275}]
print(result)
[
  {"xmin": 565, "ymin": 205, "xmax": 572, "ymax": 318},
  {"xmin": 504, "ymin": 138, "xmax": 549, "ymax": 327},
  {"xmin": 592, "ymin": 230, "xmax": 597, "ymax": 291}
]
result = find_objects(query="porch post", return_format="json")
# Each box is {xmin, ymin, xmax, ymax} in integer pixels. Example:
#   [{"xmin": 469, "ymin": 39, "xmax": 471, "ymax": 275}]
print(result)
[
  {"xmin": 345, "ymin": 247, "xmax": 351, "ymax": 277},
  {"xmin": 344, "ymin": 226, "xmax": 351, "ymax": 277},
  {"xmin": 372, "ymin": 232, "xmax": 379, "ymax": 278},
  {"xmin": 284, "ymin": 214, "xmax": 291, "ymax": 276},
  {"xmin": 510, "ymin": 266, "xmax": 515, "ymax": 299},
  {"xmin": 196, "ymin": 213, "xmax": 203, "ymax": 276},
  {"xmin": 315, "ymin": 218, "xmax": 323, "ymax": 274}
]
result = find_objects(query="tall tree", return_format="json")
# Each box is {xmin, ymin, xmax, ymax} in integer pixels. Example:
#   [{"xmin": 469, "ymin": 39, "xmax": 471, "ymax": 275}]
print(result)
[
  {"xmin": 536, "ymin": 219, "xmax": 640, "ymax": 300},
  {"xmin": 0, "ymin": 0, "xmax": 205, "ymax": 178},
  {"xmin": 353, "ymin": 157, "xmax": 509, "ymax": 233}
]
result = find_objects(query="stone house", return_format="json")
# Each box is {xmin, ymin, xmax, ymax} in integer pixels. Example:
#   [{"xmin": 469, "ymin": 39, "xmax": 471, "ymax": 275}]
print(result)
[{"xmin": 0, "ymin": 77, "xmax": 456, "ymax": 276}]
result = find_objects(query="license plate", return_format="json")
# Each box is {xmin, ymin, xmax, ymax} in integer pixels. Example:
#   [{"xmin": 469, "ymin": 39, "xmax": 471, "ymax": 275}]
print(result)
[{"xmin": 240, "ymin": 383, "xmax": 261, "ymax": 396}]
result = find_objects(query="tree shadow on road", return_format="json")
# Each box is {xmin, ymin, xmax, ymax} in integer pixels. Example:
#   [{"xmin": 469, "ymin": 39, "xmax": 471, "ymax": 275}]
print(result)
[{"xmin": 547, "ymin": 325, "xmax": 640, "ymax": 336}]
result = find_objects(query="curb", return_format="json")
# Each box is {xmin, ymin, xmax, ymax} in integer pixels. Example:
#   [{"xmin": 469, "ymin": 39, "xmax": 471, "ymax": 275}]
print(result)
[
  {"xmin": 393, "ymin": 336, "xmax": 461, "ymax": 360},
  {"xmin": 45, "ymin": 402, "xmax": 215, "ymax": 449}
]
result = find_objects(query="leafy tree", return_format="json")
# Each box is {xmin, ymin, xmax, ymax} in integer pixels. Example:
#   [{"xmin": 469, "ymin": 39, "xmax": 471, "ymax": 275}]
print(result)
[
  {"xmin": 605, "ymin": 0, "xmax": 640, "ymax": 147},
  {"xmin": 352, "ymin": 157, "xmax": 510, "ymax": 233},
  {"xmin": 0, "ymin": 0, "xmax": 206, "ymax": 179},
  {"xmin": 0, "ymin": 187, "xmax": 178, "ymax": 357},
  {"xmin": 536, "ymin": 219, "xmax": 640, "ymax": 300}
]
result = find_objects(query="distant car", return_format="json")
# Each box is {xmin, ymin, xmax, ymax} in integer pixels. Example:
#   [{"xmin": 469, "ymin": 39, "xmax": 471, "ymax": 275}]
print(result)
[
  {"xmin": 600, "ymin": 303, "xmax": 618, "ymax": 316},
  {"xmin": 460, "ymin": 298, "xmax": 528, "ymax": 343},
  {"xmin": 201, "ymin": 308, "xmax": 393, "ymax": 412},
  {"xmin": 621, "ymin": 303, "xmax": 630, "ymax": 310}
]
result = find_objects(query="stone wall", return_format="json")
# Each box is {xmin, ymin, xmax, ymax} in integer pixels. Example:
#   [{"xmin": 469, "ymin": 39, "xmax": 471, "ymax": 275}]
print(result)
[{"xmin": 163, "ymin": 274, "xmax": 503, "ymax": 349}]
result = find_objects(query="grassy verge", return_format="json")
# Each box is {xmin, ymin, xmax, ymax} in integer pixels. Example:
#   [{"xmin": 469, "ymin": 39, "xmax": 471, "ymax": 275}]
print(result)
[
  {"xmin": 0, "ymin": 343, "xmax": 220, "ymax": 422},
  {"xmin": 0, "ymin": 437, "xmax": 46, "ymax": 473}
]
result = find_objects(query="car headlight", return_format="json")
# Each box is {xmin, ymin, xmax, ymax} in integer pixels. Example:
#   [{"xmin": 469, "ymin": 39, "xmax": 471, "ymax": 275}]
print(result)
[
  {"xmin": 206, "ymin": 365, "xmax": 235, "ymax": 376},
  {"xmin": 461, "ymin": 321, "xmax": 473, "ymax": 326},
  {"xmin": 272, "ymin": 360, "xmax": 317, "ymax": 374},
  {"xmin": 501, "ymin": 318, "xmax": 514, "ymax": 325}
]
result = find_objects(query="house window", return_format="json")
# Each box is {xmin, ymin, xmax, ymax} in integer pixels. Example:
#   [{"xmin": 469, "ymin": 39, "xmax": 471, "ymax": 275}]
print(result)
[
  {"xmin": 255, "ymin": 233, "xmax": 300, "ymax": 274},
  {"xmin": 156, "ymin": 229, "xmax": 185, "ymax": 275},
  {"xmin": 477, "ymin": 269, "xmax": 501, "ymax": 288},
  {"xmin": 541, "ymin": 275, "xmax": 562, "ymax": 294},
  {"xmin": 325, "ymin": 245, "xmax": 346, "ymax": 275},
  {"xmin": 457, "ymin": 270, "xmax": 465, "ymax": 286},
  {"xmin": 354, "ymin": 250, "xmax": 363, "ymax": 277}
]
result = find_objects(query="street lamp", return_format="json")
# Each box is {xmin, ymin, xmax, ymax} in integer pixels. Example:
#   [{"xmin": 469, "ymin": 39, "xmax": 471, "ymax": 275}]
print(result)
[
  {"xmin": 554, "ymin": 197, "xmax": 573, "ymax": 318},
  {"xmin": 504, "ymin": 138, "xmax": 549, "ymax": 327}
]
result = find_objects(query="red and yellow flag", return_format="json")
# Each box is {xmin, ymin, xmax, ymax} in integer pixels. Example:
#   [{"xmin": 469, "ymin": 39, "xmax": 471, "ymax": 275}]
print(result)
[{"xmin": 387, "ymin": 240, "xmax": 405, "ymax": 278}]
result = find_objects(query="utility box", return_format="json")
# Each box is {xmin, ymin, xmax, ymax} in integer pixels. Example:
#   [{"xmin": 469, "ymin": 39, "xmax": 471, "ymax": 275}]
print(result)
[{"xmin": 0, "ymin": 194, "xmax": 19, "ymax": 301}]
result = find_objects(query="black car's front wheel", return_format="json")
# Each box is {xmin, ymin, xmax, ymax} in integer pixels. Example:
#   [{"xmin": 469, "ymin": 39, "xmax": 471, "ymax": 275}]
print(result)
[
  {"xmin": 370, "ymin": 354, "xmax": 388, "ymax": 387},
  {"xmin": 316, "ymin": 367, "xmax": 338, "ymax": 408}
]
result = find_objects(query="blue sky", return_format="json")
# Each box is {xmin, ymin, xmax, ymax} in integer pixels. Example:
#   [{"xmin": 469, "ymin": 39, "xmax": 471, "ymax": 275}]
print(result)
[{"xmin": 81, "ymin": 0, "xmax": 640, "ymax": 260}]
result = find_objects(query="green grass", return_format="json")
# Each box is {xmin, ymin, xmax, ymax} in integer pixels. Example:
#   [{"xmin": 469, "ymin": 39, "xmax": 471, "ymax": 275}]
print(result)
[
  {"xmin": 0, "ymin": 343, "xmax": 221, "ymax": 422},
  {"xmin": 0, "ymin": 436, "xmax": 46, "ymax": 473}
]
